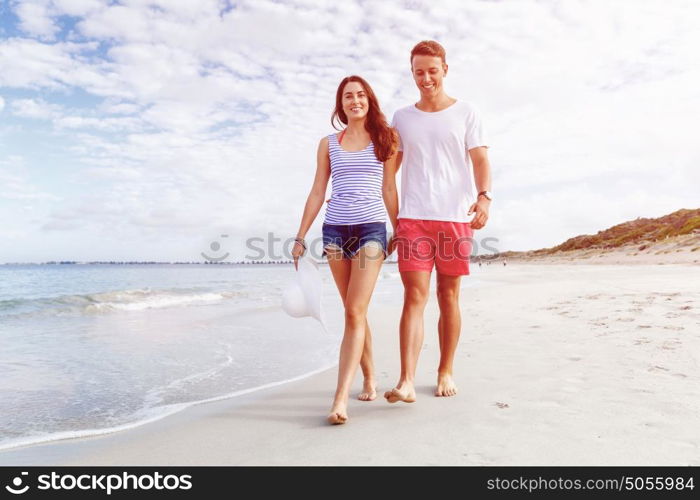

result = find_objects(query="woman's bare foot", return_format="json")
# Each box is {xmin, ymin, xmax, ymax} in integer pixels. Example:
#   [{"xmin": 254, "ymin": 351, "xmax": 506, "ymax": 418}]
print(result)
[
  {"xmin": 383, "ymin": 381, "xmax": 416, "ymax": 403},
  {"xmin": 357, "ymin": 378, "xmax": 377, "ymax": 401},
  {"xmin": 327, "ymin": 401, "xmax": 348, "ymax": 425},
  {"xmin": 435, "ymin": 372, "xmax": 458, "ymax": 397}
]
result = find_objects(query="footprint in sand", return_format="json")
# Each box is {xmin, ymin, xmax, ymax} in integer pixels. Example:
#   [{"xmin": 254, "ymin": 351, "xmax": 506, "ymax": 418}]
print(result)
[
  {"xmin": 494, "ymin": 402, "xmax": 510, "ymax": 409},
  {"xmin": 665, "ymin": 312, "xmax": 681, "ymax": 318},
  {"xmin": 634, "ymin": 338, "xmax": 651, "ymax": 345},
  {"xmin": 661, "ymin": 340, "xmax": 682, "ymax": 350},
  {"xmin": 662, "ymin": 325, "xmax": 684, "ymax": 331},
  {"xmin": 567, "ymin": 356, "xmax": 582, "ymax": 362},
  {"xmin": 648, "ymin": 365, "xmax": 670, "ymax": 373},
  {"xmin": 680, "ymin": 305, "xmax": 692, "ymax": 310},
  {"xmin": 636, "ymin": 325, "xmax": 653, "ymax": 329},
  {"xmin": 616, "ymin": 317, "xmax": 636, "ymax": 322}
]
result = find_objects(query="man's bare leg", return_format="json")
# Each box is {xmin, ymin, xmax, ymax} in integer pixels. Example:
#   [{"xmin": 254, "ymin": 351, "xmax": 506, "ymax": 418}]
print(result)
[
  {"xmin": 435, "ymin": 273, "xmax": 461, "ymax": 397},
  {"xmin": 385, "ymin": 270, "xmax": 431, "ymax": 403},
  {"xmin": 357, "ymin": 319, "xmax": 377, "ymax": 401}
]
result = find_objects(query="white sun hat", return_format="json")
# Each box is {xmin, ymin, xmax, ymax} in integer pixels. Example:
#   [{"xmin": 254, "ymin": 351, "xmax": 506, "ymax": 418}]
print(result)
[{"xmin": 282, "ymin": 254, "xmax": 327, "ymax": 332}]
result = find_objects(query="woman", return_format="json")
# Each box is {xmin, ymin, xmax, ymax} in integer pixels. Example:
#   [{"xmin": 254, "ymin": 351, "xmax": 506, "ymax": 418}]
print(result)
[{"xmin": 292, "ymin": 75, "xmax": 397, "ymax": 425}]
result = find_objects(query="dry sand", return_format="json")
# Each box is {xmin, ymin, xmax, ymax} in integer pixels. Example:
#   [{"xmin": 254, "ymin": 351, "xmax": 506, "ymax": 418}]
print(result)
[{"xmin": 505, "ymin": 233, "xmax": 700, "ymax": 266}]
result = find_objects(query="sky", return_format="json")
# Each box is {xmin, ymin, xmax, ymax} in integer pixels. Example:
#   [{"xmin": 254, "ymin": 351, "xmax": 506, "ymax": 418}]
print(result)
[{"xmin": 0, "ymin": 0, "xmax": 698, "ymax": 263}]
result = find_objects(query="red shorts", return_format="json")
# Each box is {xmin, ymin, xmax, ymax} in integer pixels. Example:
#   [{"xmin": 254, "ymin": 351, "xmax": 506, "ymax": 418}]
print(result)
[{"xmin": 395, "ymin": 218, "xmax": 473, "ymax": 276}]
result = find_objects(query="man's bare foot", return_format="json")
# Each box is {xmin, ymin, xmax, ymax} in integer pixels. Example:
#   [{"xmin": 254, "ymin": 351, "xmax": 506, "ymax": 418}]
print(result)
[
  {"xmin": 435, "ymin": 372, "xmax": 458, "ymax": 397},
  {"xmin": 357, "ymin": 378, "xmax": 377, "ymax": 401},
  {"xmin": 383, "ymin": 382, "xmax": 416, "ymax": 403},
  {"xmin": 327, "ymin": 402, "xmax": 348, "ymax": 425}
]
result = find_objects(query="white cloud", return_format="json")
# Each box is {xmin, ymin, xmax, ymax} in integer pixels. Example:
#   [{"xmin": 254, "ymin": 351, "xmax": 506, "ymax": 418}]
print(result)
[
  {"xmin": 10, "ymin": 98, "xmax": 62, "ymax": 119},
  {"xmin": 54, "ymin": 115, "xmax": 144, "ymax": 132},
  {"xmin": 0, "ymin": 95, "xmax": 4, "ymax": 113},
  {"xmin": 0, "ymin": 38, "xmax": 103, "ymax": 90},
  {"xmin": 14, "ymin": 0, "xmax": 60, "ymax": 40},
  {"xmin": 98, "ymin": 99, "xmax": 141, "ymax": 115},
  {"xmin": 1, "ymin": 0, "xmax": 699, "ymax": 261},
  {"xmin": 51, "ymin": 0, "xmax": 103, "ymax": 17},
  {"xmin": 0, "ymin": 157, "xmax": 60, "ymax": 202}
]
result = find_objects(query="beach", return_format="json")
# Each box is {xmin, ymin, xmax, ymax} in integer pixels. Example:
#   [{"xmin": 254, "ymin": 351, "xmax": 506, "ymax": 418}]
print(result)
[
  {"xmin": 1, "ymin": 263, "xmax": 698, "ymax": 466},
  {"xmin": 503, "ymin": 231, "xmax": 700, "ymax": 267}
]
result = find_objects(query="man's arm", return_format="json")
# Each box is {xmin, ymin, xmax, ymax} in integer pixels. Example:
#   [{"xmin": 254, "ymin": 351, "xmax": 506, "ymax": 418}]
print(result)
[{"xmin": 468, "ymin": 146, "xmax": 491, "ymax": 230}]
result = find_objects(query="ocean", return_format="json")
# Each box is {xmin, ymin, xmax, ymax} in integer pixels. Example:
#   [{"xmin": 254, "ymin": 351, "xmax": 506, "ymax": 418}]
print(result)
[{"xmin": 0, "ymin": 263, "xmax": 351, "ymax": 451}]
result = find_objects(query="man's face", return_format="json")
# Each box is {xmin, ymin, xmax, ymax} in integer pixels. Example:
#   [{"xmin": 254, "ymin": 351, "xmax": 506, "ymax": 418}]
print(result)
[{"xmin": 411, "ymin": 54, "xmax": 447, "ymax": 98}]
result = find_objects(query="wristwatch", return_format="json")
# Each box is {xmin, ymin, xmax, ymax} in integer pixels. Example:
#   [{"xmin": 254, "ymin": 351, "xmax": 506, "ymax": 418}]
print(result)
[{"xmin": 477, "ymin": 190, "xmax": 493, "ymax": 201}]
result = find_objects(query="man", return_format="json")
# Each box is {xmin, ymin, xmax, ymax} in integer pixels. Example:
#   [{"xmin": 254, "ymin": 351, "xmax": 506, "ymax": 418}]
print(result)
[{"xmin": 383, "ymin": 40, "xmax": 492, "ymax": 402}]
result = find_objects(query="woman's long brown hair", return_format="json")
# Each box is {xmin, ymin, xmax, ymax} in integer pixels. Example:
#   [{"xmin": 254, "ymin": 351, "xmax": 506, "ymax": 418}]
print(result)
[{"xmin": 331, "ymin": 75, "xmax": 397, "ymax": 162}]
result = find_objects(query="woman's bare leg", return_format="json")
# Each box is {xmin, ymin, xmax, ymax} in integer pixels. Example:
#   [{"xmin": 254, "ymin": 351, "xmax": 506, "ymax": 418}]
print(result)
[
  {"xmin": 326, "ymin": 246, "xmax": 377, "ymax": 403},
  {"xmin": 327, "ymin": 243, "xmax": 384, "ymax": 424}
]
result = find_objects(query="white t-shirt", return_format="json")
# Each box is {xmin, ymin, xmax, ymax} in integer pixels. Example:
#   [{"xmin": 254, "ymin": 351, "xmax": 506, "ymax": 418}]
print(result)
[{"xmin": 391, "ymin": 100, "xmax": 488, "ymax": 223}]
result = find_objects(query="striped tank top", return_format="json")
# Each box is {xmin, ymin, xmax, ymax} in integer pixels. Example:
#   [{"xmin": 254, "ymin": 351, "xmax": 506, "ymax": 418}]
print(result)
[{"xmin": 323, "ymin": 132, "xmax": 386, "ymax": 225}]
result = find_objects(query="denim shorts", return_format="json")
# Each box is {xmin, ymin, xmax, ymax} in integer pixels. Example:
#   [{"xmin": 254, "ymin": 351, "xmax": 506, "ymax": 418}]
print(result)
[{"xmin": 322, "ymin": 222, "xmax": 388, "ymax": 259}]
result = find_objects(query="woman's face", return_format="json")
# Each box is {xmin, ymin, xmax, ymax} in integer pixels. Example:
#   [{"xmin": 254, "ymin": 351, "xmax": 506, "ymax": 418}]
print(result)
[{"xmin": 341, "ymin": 81, "xmax": 369, "ymax": 121}]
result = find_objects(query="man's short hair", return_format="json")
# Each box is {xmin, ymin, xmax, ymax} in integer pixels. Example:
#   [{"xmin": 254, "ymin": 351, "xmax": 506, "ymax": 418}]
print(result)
[{"xmin": 410, "ymin": 40, "xmax": 447, "ymax": 66}]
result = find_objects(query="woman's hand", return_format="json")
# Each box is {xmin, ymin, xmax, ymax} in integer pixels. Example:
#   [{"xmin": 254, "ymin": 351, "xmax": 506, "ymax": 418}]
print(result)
[
  {"xmin": 292, "ymin": 240, "xmax": 306, "ymax": 269},
  {"xmin": 387, "ymin": 235, "xmax": 396, "ymax": 255}
]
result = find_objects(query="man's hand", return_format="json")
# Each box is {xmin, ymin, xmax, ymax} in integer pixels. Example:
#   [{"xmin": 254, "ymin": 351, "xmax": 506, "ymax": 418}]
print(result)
[{"xmin": 468, "ymin": 198, "xmax": 490, "ymax": 230}]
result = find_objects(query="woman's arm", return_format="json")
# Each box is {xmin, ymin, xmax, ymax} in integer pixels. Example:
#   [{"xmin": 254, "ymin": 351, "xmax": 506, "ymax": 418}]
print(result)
[
  {"xmin": 382, "ymin": 150, "xmax": 402, "ymax": 234},
  {"xmin": 292, "ymin": 137, "xmax": 331, "ymax": 266}
]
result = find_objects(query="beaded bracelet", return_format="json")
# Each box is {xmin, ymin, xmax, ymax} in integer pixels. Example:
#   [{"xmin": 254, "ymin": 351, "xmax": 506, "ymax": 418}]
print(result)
[{"xmin": 294, "ymin": 237, "xmax": 307, "ymax": 250}]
